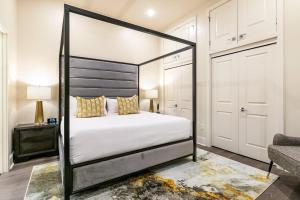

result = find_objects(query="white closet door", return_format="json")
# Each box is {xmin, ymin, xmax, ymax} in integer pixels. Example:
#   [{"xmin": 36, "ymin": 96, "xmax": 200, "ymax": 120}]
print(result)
[
  {"xmin": 238, "ymin": 45, "xmax": 279, "ymax": 162},
  {"xmin": 179, "ymin": 65, "xmax": 192, "ymax": 109},
  {"xmin": 176, "ymin": 22, "xmax": 196, "ymax": 62},
  {"xmin": 210, "ymin": 0, "xmax": 238, "ymax": 53},
  {"xmin": 179, "ymin": 65, "xmax": 192, "ymax": 120},
  {"xmin": 164, "ymin": 65, "xmax": 192, "ymax": 120},
  {"xmin": 163, "ymin": 39, "xmax": 177, "ymax": 65},
  {"xmin": 238, "ymin": 0, "xmax": 277, "ymax": 46},
  {"xmin": 164, "ymin": 67, "xmax": 180, "ymax": 115},
  {"xmin": 212, "ymin": 54, "xmax": 239, "ymax": 153}
]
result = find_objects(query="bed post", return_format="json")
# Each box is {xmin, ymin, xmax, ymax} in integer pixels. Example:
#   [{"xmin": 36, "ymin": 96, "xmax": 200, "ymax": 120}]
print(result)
[
  {"xmin": 192, "ymin": 45, "xmax": 197, "ymax": 162},
  {"xmin": 64, "ymin": 5, "xmax": 72, "ymax": 200}
]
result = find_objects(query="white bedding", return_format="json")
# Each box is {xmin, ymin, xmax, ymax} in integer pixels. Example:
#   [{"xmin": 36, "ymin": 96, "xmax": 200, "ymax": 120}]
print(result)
[{"xmin": 61, "ymin": 112, "xmax": 191, "ymax": 164}]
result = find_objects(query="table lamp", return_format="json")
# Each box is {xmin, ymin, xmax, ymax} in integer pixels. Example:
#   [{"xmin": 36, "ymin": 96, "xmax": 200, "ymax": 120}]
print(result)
[
  {"xmin": 144, "ymin": 89, "xmax": 158, "ymax": 112},
  {"xmin": 27, "ymin": 86, "xmax": 51, "ymax": 124}
]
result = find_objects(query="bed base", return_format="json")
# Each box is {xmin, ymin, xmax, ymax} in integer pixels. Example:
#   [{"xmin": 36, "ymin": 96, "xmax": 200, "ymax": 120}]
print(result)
[{"xmin": 59, "ymin": 136, "xmax": 194, "ymax": 195}]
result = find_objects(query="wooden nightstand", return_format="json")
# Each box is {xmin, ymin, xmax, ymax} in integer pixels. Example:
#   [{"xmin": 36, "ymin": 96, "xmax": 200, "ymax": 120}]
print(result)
[{"xmin": 13, "ymin": 123, "xmax": 58, "ymax": 163}]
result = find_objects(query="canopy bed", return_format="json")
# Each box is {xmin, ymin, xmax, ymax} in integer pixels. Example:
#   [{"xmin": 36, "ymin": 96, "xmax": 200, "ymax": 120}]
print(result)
[{"xmin": 59, "ymin": 4, "xmax": 197, "ymax": 200}]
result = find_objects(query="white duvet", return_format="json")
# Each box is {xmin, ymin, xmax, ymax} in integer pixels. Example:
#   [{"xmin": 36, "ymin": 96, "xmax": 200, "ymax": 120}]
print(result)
[{"xmin": 61, "ymin": 112, "xmax": 191, "ymax": 164}]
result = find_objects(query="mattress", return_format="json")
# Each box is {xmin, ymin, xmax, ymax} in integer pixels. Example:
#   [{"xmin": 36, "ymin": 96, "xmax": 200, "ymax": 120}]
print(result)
[{"xmin": 61, "ymin": 112, "xmax": 192, "ymax": 164}]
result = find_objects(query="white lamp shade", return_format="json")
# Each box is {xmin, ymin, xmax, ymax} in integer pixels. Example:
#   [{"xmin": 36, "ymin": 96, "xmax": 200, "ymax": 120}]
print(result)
[
  {"xmin": 27, "ymin": 86, "xmax": 51, "ymax": 100},
  {"xmin": 144, "ymin": 89, "xmax": 158, "ymax": 99}
]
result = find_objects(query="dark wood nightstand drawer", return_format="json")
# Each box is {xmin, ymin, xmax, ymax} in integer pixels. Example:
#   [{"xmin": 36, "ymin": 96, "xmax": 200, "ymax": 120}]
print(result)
[
  {"xmin": 13, "ymin": 124, "xmax": 58, "ymax": 163},
  {"xmin": 20, "ymin": 128, "xmax": 55, "ymax": 154}
]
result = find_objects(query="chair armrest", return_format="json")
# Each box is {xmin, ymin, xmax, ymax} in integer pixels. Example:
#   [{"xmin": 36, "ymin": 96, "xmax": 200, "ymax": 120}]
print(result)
[{"xmin": 273, "ymin": 133, "xmax": 300, "ymax": 146}]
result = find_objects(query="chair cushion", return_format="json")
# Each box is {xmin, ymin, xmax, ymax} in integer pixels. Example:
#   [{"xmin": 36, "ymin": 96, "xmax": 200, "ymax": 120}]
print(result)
[{"xmin": 268, "ymin": 145, "xmax": 300, "ymax": 177}]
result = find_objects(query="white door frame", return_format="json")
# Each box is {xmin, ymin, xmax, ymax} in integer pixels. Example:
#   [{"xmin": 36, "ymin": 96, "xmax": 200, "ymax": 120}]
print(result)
[{"xmin": 0, "ymin": 25, "xmax": 8, "ymax": 174}]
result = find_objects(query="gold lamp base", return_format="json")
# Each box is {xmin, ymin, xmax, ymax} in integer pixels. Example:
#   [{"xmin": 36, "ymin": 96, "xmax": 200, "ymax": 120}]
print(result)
[
  {"xmin": 35, "ymin": 100, "xmax": 44, "ymax": 124},
  {"xmin": 149, "ymin": 99, "xmax": 154, "ymax": 112}
]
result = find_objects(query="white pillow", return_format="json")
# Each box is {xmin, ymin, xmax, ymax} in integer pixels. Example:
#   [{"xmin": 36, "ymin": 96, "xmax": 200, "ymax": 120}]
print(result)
[
  {"xmin": 70, "ymin": 96, "xmax": 77, "ymax": 117},
  {"xmin": 70, "ymin": 96, "xmax": 107, "ymax": 116},
  {"xmin": 107, "ymin": 98, "xmax": 118, "ymax": 114}
]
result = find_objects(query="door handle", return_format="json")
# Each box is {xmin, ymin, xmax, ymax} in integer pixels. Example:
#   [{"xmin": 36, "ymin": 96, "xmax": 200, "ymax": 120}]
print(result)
[
  {"xmin": 228, "ymin": 37, "xmax": 236, "ymax": 41},
  {"xmin": 239, "ymin": 33, "xmax": 247, "ymax": 40},
  {"xmin": 240, "ymin": 107, "xmax": 247, "ymax": 112},
  {"xmin": 174, "ymin": 104, "xmax": 178, "ymax": 108}
]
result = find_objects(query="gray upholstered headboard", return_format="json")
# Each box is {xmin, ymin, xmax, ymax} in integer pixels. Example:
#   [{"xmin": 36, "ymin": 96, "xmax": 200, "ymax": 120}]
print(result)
[{"xmin": 64, "ymin": 56, "xmax": 139, "ymax": 98}]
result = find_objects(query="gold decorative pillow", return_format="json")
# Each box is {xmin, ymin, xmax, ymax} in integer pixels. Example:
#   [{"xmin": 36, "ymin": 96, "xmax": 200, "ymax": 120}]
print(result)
[
  {"xmin": 117, "ymin": 95, "xmax": 139, "ymax": 115},
  {"xmin": 76, "ymin": 96, "xmax": 105, "ymax": 118}
]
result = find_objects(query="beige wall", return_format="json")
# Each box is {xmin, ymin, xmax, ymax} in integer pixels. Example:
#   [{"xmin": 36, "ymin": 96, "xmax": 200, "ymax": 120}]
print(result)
[
  {"xmin": 284, "ymin": 0, "xmax": 300, "ymax": 137},
  {"xmin": 17, "ymin": 0, "xmax": 160, "ymax": 123},
  {"xmin": 17, "ymin": 0, "xmax": 62, "ymax": 124},
  {"xmin": 0, "ymin": 0, "xmax": 18, "ymax": 169}
]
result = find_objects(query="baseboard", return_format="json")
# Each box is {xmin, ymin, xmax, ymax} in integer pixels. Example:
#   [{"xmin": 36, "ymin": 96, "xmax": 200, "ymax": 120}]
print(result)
[
  {"xmin": 197, "ymin": 136, "xmax": 207, "ymax": 146},
  {"xmin": 9, "ymin": 153, "xmax": 14, "ymax": 170}
]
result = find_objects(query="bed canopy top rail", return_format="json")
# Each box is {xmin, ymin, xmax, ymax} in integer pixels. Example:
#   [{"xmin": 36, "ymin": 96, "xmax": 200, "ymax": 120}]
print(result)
[{"xmin": 59, "ymin": 4, "xmax": 197, "ymax": 199}]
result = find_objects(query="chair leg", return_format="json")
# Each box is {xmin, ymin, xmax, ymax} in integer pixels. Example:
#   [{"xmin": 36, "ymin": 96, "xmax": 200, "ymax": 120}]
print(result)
[{"xmin": 267, "ymin": 161, "xmax": 274, "ymax": 178}]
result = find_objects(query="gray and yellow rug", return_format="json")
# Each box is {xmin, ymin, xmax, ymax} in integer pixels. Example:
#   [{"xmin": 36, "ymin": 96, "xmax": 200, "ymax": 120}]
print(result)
[{"xmin": 25, "ymin": 149, "xmax": 278, "ymax": 200}]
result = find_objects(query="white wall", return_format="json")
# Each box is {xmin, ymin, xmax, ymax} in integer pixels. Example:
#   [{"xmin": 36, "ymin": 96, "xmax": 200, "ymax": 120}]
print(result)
[
  {"xmin": 17, "ymin": 0, "xmax": 62, "ymax": 124},
  {"xmin": 0, "ymin": 0, "xmax": 18, "ymax": 170},
  {"xmin": 284, "ymin": 0, "xmax": 300, "ymax": 137},
  {"xmin": 17, "ymin": 0, "xmax": 160, "ymax": 123}
]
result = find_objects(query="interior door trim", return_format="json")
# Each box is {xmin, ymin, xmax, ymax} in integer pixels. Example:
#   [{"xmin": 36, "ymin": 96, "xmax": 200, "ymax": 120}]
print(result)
[{"xmin": 0, "ymin": 27, "xmax": 9, "ymax": 174}]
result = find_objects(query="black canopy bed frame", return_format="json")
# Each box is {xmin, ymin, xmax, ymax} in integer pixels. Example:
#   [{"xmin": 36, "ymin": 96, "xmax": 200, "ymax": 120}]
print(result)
[{"xmin": 59, "ymin": 4, "xmax": 197, "ymax": 200}]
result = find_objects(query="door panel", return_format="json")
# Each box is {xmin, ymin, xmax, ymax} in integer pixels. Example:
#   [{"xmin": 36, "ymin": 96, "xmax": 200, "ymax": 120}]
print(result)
[
  {"xmin": 180, "ymin": 109, "xmax": 192, "ymax": 120},
  {"xmin": 210, "ymin": 0, "xmax": 238, "ymax": 53},
  {"xmin": 163, "ymin": 39, "xmax": 177, "ymax": 65},
  {"xmin": 163, "ymin": 18, "xmax": 196, "ymax": 66},
  {"xmin": 246, "ymin": 115, "xmax": 267, "ymax": 148},
  {"xmin": 164, "ymin": 65, "xmax": 192, "ymax": 119},
  {"xmin": 238, "ymin": 0, "xmax": 277, "ymax": 46},
  {"xmin": 180, "ymin": 65, "xmax": 192, "ymax": 109},
  {"xmin": 176, "ymin": 21, "xmax": 196, "ymax": 62},
  {"xmin": 164, "ymin": 67, "xmax": 179, "ymax": 115},
  {"xmin": 212, "ymin": 54, "xmax": 238, "ymax": 153},
  {"xmin": 238, "ymin": 45, "xmax": 279, "ymax": 162}
]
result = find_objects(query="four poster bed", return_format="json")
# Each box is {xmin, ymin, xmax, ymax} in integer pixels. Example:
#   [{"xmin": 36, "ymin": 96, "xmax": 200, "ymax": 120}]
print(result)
[{"xmin": 59, "ymin": 5, "xmax": 197, "ymax": 200}]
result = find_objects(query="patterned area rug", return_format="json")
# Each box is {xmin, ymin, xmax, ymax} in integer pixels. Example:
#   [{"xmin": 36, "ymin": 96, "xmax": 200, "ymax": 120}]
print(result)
[{"xmin": 25, "ymin": 149, "xmax": 278, "ymax": 200}]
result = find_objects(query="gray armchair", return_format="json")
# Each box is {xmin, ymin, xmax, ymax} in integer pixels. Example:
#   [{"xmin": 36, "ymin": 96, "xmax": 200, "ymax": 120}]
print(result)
[{"xmin": 268, "ymin": 134, "xmax": 300, "ymax": 177}]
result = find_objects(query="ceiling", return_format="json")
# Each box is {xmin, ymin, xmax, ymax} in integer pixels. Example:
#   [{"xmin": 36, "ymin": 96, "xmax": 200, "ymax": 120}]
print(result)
[{"xmin": 64, "ymin": 0, "xmax": 207, "ymax": 31}]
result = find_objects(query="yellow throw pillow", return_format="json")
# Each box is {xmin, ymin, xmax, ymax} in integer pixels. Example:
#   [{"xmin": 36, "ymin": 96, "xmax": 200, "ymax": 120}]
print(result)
[
  {"xmin": 76, "ymin": 96, "xmax": 105, "ymax": 118},
  {"xmin": 117, "ymin": 95, "xmax": 139, "ymax": 115}
]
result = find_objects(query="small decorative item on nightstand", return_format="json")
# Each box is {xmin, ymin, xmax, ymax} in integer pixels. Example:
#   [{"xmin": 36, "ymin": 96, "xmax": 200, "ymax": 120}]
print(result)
[
  {"xmin": 144, "ymin": 89, "xmax": 158, "ymax": 112},
  {"xmin": 13, "ymin": 123, "xmax": 58, "ymax": 163},
  {"xmin": 47, "ymin": 118, "xmax": 57, "ymax": 125}
]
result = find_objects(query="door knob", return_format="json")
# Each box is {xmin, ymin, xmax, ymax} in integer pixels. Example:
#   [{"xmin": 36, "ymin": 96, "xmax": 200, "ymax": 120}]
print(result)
[
  {"xmin": 240, "ymin": 107, "xmax": 246, "ymax": 112},
  {"xmin": 228, "ymin": 37, "xmax": 236, "ymax": 41},
  {"xmin": 239, "ymin": 33, "xmax": 246, "ymax": 40}
]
